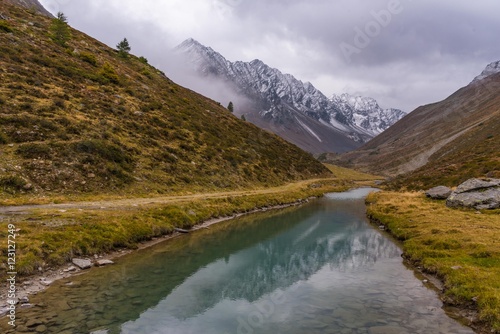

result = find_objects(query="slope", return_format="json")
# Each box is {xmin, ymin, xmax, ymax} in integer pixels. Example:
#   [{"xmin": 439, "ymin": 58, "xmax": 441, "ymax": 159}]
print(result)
[
  {"xmin": 0, "ymin": 2, "xmax": 331, "ymax": 200},
  {"xmin": 337, "ymin": 70, "xmax": 500, "ymax": 188}
]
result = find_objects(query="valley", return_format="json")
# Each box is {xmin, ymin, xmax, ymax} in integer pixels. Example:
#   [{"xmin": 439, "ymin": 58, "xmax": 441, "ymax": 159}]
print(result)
[{"xmin": 0, "ymin": 1, "xmax": 499, "ymax": 333}]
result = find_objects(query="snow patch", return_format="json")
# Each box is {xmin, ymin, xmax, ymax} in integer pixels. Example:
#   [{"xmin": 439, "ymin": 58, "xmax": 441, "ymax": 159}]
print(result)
[{"xmin": 296, "ymin": 118, "xmax": 323, "ymax": 142}]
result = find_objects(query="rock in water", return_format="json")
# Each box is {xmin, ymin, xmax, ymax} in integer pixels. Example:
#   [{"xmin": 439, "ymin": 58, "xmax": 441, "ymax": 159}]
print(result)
[
  {"xmin": 446, "ymin": 178, "xmax": 500, "ymax": 210},
  {"xmin": 72, "ymin": 258, "xmax": 93, "ymax": 270},
  {"xmin": 425, "ymin": 186, "xmax": 452, "ymax": 199},
  {"xmin": 96, "ymin": 259, "xmax": 114, "ymax": 266}
]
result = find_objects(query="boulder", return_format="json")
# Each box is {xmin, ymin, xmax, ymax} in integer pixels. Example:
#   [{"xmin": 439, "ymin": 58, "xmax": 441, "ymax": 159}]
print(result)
[
  {"xmin": 446, "ymin": 178, "xmax": 500, "ymax": 210},
  {"xmin": 71, "ymin": 258, "xmax": 92, "ymax": 270},
  {"xmin": 425, "ymin": 186, "xmax": 452, "ymax": 199},
  {"xmin": 454, "ymin": 178, "xmax": 500, "ymax": 194},
  {"xmin": 447, "ymin": 188, "xmax": 500, "ymax": 210}
]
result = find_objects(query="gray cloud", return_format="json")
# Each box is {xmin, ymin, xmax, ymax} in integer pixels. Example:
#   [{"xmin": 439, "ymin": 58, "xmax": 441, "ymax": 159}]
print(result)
[{"xmin": 39, "ymin": 0, "xmax": 500, "ymax": 112}]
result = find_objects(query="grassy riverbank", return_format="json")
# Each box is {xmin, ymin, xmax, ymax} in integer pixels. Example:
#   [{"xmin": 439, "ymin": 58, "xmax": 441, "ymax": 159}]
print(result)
[
  {"xmin": 0, "ymin": 178, "xmax": 352, "ymax": 279},
  {"xmin": 366, "ymin": 191, "xmax": 500, "ymax": 332}
]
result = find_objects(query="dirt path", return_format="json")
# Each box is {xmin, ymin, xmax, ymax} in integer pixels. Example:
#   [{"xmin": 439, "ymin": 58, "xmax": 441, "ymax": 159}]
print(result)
[{"xmin": 0, "ymin": 178, "xmax": 331, "ymax": 214}]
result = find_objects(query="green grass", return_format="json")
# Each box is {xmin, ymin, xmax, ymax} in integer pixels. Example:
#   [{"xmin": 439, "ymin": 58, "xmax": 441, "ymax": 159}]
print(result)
[
  {"xmin": 367, "ymin": 191, "xmax": 500, "ymax": 332},
  {"xmin": 0, "ymin": 179, "xmax": 347, "ymax": 278}
]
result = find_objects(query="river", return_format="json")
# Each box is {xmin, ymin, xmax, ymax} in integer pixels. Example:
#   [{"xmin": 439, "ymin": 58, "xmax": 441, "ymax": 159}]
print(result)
[{"xmin": 3, "ymin": 188, "xmax": 474, "ymax": 334}]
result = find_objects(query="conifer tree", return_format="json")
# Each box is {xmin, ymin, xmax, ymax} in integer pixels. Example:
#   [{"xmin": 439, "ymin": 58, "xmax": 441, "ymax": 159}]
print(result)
[
  {"xmin": 49, "ymin": 12, "xmax": 71, "ymax": 47},
  {"xmin": 227, "ymin": 101, "xmax": 234, "ymax": 113},
  {"xmin": 117, "ymin": 38, "xmax": 131, "ymax": 58}
]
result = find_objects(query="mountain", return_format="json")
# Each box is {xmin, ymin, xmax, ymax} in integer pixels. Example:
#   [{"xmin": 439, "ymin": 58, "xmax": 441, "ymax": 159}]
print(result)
[
  {"xmin": 336, "ymin": 61, "xmax": 500, "ymax": 189},
  {"xmin": 0, "ymin": 2, "xmax": 331, "ymax": 198},
  {"xmin": 472, "ymin": 60, "xmax": 500, "ymax": 83},
  {"xmin": 175, "ymin": 38, "xmax": 406, "ymax": 154},
  {"xmin": 3, "ymin": 0, "xmax": 53, "ymax": 17}
]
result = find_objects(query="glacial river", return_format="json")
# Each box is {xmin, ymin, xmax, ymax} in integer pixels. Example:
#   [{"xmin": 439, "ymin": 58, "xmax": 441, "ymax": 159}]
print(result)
[{"xmin": 3, "ymin": 188, "xmax": 474, "ymax": 334}]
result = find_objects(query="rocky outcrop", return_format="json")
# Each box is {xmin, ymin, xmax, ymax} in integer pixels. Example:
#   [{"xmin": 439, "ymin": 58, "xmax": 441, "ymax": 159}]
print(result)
[
  {"xmin": 446, "ymin": 178, "xmax": 500, "ymax": 210},
  {"xmin": 425, "ymin": 186, "xmax": 452, "ymax": 199}
]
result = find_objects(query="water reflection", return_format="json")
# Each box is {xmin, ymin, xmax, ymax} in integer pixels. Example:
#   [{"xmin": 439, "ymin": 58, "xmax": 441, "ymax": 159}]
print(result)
[{"xmin": 2, "ymin": 188, "xmax": 474, "ymax": 334}]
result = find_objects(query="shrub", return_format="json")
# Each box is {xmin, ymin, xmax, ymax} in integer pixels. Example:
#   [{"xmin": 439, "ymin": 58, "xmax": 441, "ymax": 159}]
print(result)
[
  {"xmin": 0, "ymin": 132, "xmax": 8, "ymax": 144},
  {"xmin": 0, "ymin": 175, "xmax": 27, "ymax": 192},
  {"xmin": 78, "ymin": 52, "xmax": 98, "ymax": 66},
  {"xmin": 74, "ymin": 139, "xmax": 133, "ymax": 166},
  {"xmin": 97, "ymin": 62, "xmax": 120, "ymax": 84},
  {"xmin": 16, "ymin": 143, "xmax": 52, "ymax": 159},
  {"xmin": 0, "ymin": 20, "xmax": 13, "ymax": 33}
]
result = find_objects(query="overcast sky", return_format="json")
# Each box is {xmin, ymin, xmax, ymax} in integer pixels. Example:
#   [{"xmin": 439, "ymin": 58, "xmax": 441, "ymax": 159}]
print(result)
[{"xmin": 39, "ymin": 0, "xmax": 500, "ymax": 112}]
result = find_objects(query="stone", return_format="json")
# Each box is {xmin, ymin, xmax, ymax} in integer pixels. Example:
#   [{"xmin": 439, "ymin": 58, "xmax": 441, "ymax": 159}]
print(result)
[
  {"xmin": 19, "ymin": 296, "xmax": 30, "ymax": 304},
  {"xmin": 96, "ymin": 259, "xmax": 114, "ymax": 266},
  {"xmin": 454, "ymin": 178, "xmax": 500, "ymax": 194},
  {"xmin": 447, "ymin": 188, "xmax": 500, "ymax": 210},
  {"xmin": 72, "ymin": 258, "xmax": 93, "ymax": 270},
  {"xmin": 446, "ymin": 178, "xmax": 500, "ymax": 210},
  {"xmin": 425, "ymin": 186, "xmax": 452, "ymax": 199},
  {"xmin": 63, "ymin": 266, "xmax": 77, "ymax": 272},
  {"xmin": 20, "ymin": 303, "xmax": 33, "ymax": 309}
]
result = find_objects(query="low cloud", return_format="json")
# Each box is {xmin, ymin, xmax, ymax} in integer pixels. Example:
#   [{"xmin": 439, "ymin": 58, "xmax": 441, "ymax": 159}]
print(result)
[{"xmin": 39, "ymin": 0, "xmax": 500, "ymax": 112}]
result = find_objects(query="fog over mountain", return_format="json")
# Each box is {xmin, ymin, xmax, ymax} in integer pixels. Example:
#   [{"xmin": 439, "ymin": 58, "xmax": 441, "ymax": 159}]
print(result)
[{"xmin": 175, "ymin": 39, "xmax": 406, "ymax": 154}]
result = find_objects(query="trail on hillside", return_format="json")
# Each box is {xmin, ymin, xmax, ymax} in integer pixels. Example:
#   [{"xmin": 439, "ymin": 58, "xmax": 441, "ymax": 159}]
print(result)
[{"xmin": 0, "ymin": 179, "xmax": 333, "ymax": 214}]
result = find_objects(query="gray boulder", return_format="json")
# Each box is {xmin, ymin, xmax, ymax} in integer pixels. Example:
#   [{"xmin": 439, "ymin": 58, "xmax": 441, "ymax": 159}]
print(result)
[
  {"xmin": 425, "ymin": 186, "xmax": 452, "ymax": 199},
  {"xmin": 454, "ymin": 178, "xmax": 500, "ymax": 194},
  {"xmin": 446, "ymin": 178, "xmax": 500, "ymax": 210},
  {"xmin": 72, "ymin": 258, "xmax": 92, "ymax": 270}
]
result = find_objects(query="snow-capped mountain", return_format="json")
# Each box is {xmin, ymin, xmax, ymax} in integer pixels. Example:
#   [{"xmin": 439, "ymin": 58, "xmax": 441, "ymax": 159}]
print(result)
[
  {"xmin": 472, "ymin": 60, "xmax": 500, "ymax": 83},
  {"xmin": 331, "ymin": 93, "xmax": 407, "ymax": 137},
  {"xmin": 175, "ymin": 38, "xmax": 406, "ymax": 153}
]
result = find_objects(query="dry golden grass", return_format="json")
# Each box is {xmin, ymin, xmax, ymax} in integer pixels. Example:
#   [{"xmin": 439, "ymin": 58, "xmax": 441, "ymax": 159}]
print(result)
[
  {"xmin": 323, "ymin": 163, "xmax": 382, "ymax": 181},
  {"xmin": 367, "ymin": 191, "xmax": 500, "ymax": 331}
]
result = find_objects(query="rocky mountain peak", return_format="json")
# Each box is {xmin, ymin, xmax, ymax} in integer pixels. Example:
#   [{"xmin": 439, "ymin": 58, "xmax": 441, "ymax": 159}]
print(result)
[
  {"xmin": 472, "ymin": 60, "xmax": 500, "ymax": 83},
  {"xmin": 175, "ymin": 38, "xmax": 406, "ymax": 153}
]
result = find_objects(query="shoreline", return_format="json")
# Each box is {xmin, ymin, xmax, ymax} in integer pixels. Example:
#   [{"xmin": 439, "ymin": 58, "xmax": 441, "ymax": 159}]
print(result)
[
  {"xmin": 368, "ymin": 215, "xmax": 488, "ymax": 334},
  {"xmin": 0, "ymin": 197, "xmax": 314, "ymax": 315}
]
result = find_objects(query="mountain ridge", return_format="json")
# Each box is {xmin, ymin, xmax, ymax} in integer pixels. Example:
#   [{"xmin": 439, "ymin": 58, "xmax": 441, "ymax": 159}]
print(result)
[
  {"xmin": 0, "ymin": 3, "xmax": 331, "ymax": 199},
  {"xmin": 175, "ymin": 38, "xmax": 406, "ymax": 154},
  {"xmin": 336, "ymin": 63, "xmax": 500, "ymax": 188}
]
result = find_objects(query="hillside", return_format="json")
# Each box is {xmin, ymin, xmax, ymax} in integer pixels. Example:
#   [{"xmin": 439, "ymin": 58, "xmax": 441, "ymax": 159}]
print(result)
[
  {"xmin": 337, "ymin": 70, "xmax": 500, "ymax": 189},
  {"xmin": 0, "ymin": 3, "xmax": 331, "ymax": 200},
  {"xmin": 175, "ymin": 39, "xmax": 405, "ymax": 154}
]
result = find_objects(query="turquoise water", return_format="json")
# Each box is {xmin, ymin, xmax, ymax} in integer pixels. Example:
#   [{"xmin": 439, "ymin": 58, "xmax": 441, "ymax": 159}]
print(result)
[{"xmin": 5, "ymin": 188, "xmax": 474, "ymax": 334}]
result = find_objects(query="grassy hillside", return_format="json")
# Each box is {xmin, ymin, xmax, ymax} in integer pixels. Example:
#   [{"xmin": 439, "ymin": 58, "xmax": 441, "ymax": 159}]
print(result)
[
  {"xmin": 0, "ymin": 3, "xmax": 330, "ymax": 201},
  {"xmin": 389, "ymin": 117, "xmax": 500, "ymax": 190},
  {"xmin": 337, "ymin": 73, "xmax": 499, "ymax": 189}
]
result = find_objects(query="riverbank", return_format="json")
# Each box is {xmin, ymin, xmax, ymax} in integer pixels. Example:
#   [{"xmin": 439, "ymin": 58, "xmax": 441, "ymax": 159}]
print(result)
[
  {"xmin": 0, "ymin": 196, "xmax": 315, "ymax": 314},
  {"xmin": 366, "ymin": 191, "xmax": 500, "ymax": 334},
  {"xmin": 0, "ymin": 178, "xmax": 358, "ymax": 313}
]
